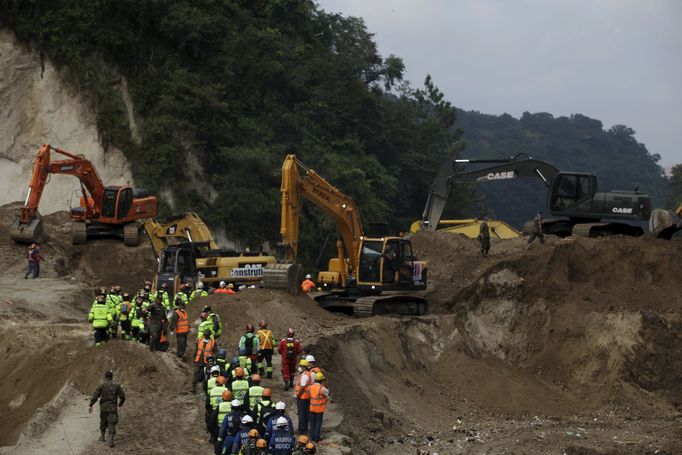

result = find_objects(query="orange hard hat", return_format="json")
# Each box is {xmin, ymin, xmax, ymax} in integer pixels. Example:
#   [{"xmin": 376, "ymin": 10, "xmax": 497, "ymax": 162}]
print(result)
[
  {"xmin": 251, "ymin": 374, "xmax": 262, "ymax": 383},
  {"xmin": 235, "ymin": 367, "xmax": 244, "ymax": 378},
  {"xmin": 256, "ymin": 439, "xmax": 267, "ymax": 448},
  {"xmin": 216, "ymin": 376, "xmax": 226, "ymax": 385},
  {"xmin": 297, "ymin": 435, "xmax": 310, "ymax": 445},
  {"xmin": 248, "ymin": 428, "xmax": 259, "ymax": 438},
  {"xmin": 304, "ymin": 442, "xmax": 316, "ymax": 453},
  {"xmin": 222, "ymin": 390, "xmax": 233, "ymax": 401},
  {"xmin": 262, "ymin": 388, "xmax": 272, "ymax": 398}
]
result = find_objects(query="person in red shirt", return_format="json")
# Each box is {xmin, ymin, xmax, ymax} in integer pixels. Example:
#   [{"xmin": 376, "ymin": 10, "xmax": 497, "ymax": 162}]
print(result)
[
  {"xmin": 277, "ymin": 327, "xmax": 302, "ymax": 391},
  {"xmin": 214, "ymin": 281, "xmax": 236, "ymax": 294}
]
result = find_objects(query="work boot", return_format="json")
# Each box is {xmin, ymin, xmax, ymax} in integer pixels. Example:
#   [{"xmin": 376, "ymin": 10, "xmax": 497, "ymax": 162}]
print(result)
[
  {"xmin": 284, "ymin": 380, "xmax": 289, "ymax": 391},
  {"xmin": 99, "ymin": 431, "xmax": 105, "ymax": 442},
  {"xmin": 108, "ymin": 433, "xmax": 115, "ymax": 448}
]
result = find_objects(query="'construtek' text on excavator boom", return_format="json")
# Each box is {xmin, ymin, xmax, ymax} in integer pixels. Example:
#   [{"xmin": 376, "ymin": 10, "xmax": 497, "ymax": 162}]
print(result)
[
  {"xmin": 263, "ymin": 154, "xmax": 427, "ymax": 316},
  {"xmin": 9, "ymin": 144, "xmax": 157, "ymax": 245}
]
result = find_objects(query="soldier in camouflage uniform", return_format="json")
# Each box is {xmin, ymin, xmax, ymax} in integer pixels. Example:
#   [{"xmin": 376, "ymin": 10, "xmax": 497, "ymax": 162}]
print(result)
[
  {"xmin": 527, "ymin": 211, "xmax": 545, "ymax": 249},
  {"xmin": 89, "ymin": 370, "xmax": 126, "ymax": 447}
]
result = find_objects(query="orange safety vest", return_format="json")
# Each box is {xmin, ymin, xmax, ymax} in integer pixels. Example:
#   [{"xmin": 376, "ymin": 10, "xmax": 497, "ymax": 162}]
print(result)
[
  {"xmin": 174, "ymin": 309, "xmax": 190, "ymax": 334},
  {"xmin": 309, "ymin": 383, "xmax": 328, "ymax": 413},
  {"xmin": 294, "ymin": 370, "xmax": 312, "ymax": 400},
  {"xmin": 257, "ymin": 329, "xmax": 274, "ymax": 349},
  {"xmin": 301, "ymin": 279, "xmax": 315, "ymax": 293},
  {"xmin": 195, "ymin": 337, "xmax": 216, "ymax": 364}
]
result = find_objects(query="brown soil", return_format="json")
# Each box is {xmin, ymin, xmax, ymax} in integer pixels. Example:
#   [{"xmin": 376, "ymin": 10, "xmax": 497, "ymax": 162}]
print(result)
[{"xmin": 1, "ymin": 204, "xmax": 681, "ymax": 454}]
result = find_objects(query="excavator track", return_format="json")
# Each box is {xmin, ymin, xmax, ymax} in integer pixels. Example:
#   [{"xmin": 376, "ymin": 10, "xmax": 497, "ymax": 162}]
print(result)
[
  {"xmin": 71, "ymin": 221, "xmax": 87, "ymax": 244},
  {"xmin": 571, "ymin": 223, "xmax": 607, "ymax": 238},
  {"xmin": 123, "ymin": 222, "xmax": 140, "ymax": 247},
  {"xmin": 314, "ymin": 292, "xmax": 427, "ymax": 317}
]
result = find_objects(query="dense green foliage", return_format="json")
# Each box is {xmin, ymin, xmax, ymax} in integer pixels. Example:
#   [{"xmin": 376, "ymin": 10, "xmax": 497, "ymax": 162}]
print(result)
[
  {"xmin": 0, "ymin": 0, "xmax": 461, "ymax": 267},
  {"xmin": 451, "ymin": 111, "xmax": 668, "ymax": 227}
]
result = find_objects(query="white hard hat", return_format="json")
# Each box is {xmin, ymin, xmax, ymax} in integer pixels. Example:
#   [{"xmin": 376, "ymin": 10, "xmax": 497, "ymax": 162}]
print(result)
[
  {"xmin": 239, "ymin": 285, "xmax": 247, "ymax": 291},
  {"xmin": 210, "ymin": 366, "xmax": 220, "ymax": 374},
  {"xmin": 197, "ymin": 281, "xmax": 204, "ymax": 289},
  {"xmin": 241, "ymin": 415, "xmax": 254, "ymax": 424},
  {"xmin": 231, "ymin": 399, "xmax": 242, "ymax": 407},
  {"xmin": 305, "ymin": 274, "xmax": 312, "ymax": 279},
  {"xmin": 305, "ymin": 355, "xmax": 315, "ymax": 363},
  {"xmin": 276, "ymin": 416, "xmax": 288, "ymax": 427},
  {"xmin": 275, "ymin": 401, "xmax": 286, "ymax": 410},
  {"xmin": 219, "ymin": 280, "xmax": 226, "ymax": 287}
]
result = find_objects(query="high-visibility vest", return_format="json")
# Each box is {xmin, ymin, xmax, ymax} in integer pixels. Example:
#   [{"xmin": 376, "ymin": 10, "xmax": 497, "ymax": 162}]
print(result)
[
  {"xmin": 295, "ymin": 371, "xmax": 312, "ymax": 400},
  {"xmin": 248, "ymin": 385, "xmax": 264, "ymax": 409},
  {"xmin": 301, "ymin": 279, "xmax": 315, "ymax": 293},
  {"xmin": 195, "ymin": 338, "xmax": 216, "ymax": 364},
  {"xmin": 309, "ymin": 383, "xmax": 328, "ymax": 414},
  {"xmin": 174, "ymin": 309, "xmax": 190, "ymax": 334},
  {"xmin": 207, "ymin": 377, "xmax": 218, "ymax": 391},
  {"xmin": 217, "ymin": 400, "xmax": 232, "ymax": 424},
  {"xmin": 89, "ymin": 303, "xmax": 111, "ymax": 329},
  {"xmin": 191, "ymin": 289, "xmax": 208, "ymax": 300},
  {"xmin": 209, "ymin": 385, "xmax": 227, "ymax": 409},
  {"xmin": 231, "ymin": 379, "xmax": 249, "ymax": 401},
  {"xmin": 256, "ymin": 329, "xmax": 274, "ymax": 349}
]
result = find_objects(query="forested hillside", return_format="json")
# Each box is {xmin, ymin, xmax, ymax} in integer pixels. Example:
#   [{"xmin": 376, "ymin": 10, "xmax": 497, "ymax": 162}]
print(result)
[{"xmin": 0, "ymin": 0, "xmax": 669, "ymax": 264}]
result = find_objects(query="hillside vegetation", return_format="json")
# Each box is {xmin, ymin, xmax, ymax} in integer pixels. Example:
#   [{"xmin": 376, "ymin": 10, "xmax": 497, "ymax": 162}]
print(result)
[{"xmin": 0, "ymin": 0, "xmax": 668, "ymax": 260}]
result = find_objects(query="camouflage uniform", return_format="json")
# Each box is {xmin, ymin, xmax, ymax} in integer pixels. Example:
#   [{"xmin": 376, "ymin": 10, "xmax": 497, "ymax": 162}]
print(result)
[{"xmin": 89, "ymin": 378, "xmax": 125, "ymax": 445}]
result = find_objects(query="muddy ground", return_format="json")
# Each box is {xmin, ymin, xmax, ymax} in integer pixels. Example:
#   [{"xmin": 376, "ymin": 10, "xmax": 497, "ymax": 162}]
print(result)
[{"xmin": 0, "ymin": 202, "xmax": 681, "ymax": 454}]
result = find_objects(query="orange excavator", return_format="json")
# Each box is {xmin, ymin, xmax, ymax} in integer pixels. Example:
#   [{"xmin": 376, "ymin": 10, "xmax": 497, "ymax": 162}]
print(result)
[{"xmin": 9, "ymin": 144, "xmax": 157, "ymax": 246}]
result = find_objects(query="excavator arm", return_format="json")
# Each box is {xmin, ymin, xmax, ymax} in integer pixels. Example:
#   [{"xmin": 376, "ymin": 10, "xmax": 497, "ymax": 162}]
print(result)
[
  {"xmin": 143, "ymin": 213, "xmax": 218, "ymax": 259},
  {"xmin": 421, "ymin": 154, "xmax": 560, "ymax": 230},
  {"xmin": 280, "ymin": 155, "xmax": 364, "ymax": 280}
]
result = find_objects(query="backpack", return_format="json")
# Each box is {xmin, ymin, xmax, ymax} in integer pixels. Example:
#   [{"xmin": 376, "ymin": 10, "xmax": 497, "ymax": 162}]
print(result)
[
  {"xmin": 120, "ymin": 302, "xmax": 129, "ymax": 315},
  {"xmin": 244, "ymin": 334, "xmax": 254, "ymax": 355},
  {"xmin": 285, "ymin": 339, "xmax": 296, "ymax": 360}
]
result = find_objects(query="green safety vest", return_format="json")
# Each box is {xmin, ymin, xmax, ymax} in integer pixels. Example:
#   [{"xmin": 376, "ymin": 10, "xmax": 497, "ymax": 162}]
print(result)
[
  {"xmin": 191, "ymin": 290, "xmax": 208, "ymax": 300},
  {"xmin": 207, "ymin": 377, "xmax": 218, "ymax": 391},
  {"xmin": 131, "ymin": 306, "xmax": 143, "ymax": 328},
  {"xmin": 198, "ymin": 320, "xmax": 215, "ymax": 338},
  {"xmin": 217, "ymin": 400, "xmax": 232, "ymax": 424},
  {"xmin": 248, "ymin": 386, "xmax": 264, "ymax": 410},
  {"xmin": 209, "ymin": 385, "xmax": 227, "ymax": 409},
  {"xmin": 90, "ymin": 303, "xmax": 111, "ymax": 329},
  {"xmin": 231, "ymin": 379, "xmax": 249, "ymax": 401}
]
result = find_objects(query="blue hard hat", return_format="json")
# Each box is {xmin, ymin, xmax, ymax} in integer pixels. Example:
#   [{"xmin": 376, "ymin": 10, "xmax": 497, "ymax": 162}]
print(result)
[{"xmin": 218, "ymin": 349, "xmax": 226, "ymax": 357}]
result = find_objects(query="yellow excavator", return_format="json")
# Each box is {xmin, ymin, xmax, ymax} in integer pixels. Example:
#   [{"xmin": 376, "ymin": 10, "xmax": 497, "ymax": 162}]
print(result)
[
  {"xmin": 144, "ymin": 213, "xmax": 277, "ymax": 297},
  {"xmin": 263, "ymin": 155, "xmax": 428, "ymax": 316}
]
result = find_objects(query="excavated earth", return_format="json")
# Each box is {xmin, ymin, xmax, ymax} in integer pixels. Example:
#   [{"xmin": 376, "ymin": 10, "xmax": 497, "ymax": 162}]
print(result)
[{"xmin": 0, "ymin": 201, "xmax": 681, "ymax": 454}]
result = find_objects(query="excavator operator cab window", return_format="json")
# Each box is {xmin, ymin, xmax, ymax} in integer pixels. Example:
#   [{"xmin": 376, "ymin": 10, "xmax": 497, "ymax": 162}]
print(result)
[
  {"xmin": 116, "ymin": 187, "xmax": 133, "ymax": 220},
  {"xmin": 358, "ymin": 240, "xmax": 383, "ymax": 284},
  {"xmin": 551, "ymin": 174, "xmax": 591, "ymax": 210},
  {"xmin": 101, "ymin": 188, "xmax": 118, "ymax": 218},
  {"xmin": 399, "ymin": 240, "xmax": 414, "ymax": 284},
  {"xmin": 382, "ymin": 240, "xmax": 399, "ymax": 284}
]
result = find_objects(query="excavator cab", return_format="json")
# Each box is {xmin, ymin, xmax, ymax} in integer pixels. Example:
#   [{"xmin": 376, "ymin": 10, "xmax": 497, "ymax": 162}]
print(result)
[
  {"xmin": 550, "ymin": 173, "xmax": 595, "ymax": 212},
  {"xmin": 356, "ymin": 237, "xmax": 426, "ymax": 292}
]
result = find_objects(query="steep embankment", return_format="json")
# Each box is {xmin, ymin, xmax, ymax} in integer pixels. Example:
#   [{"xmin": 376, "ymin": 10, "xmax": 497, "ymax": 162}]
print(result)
[{"xmin": 0, "ymin": 28, "xmax": 133, "ymax": 214}]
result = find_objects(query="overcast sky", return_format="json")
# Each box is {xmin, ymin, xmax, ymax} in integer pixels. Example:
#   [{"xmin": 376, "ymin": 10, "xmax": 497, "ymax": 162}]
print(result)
[{"xmin": 316, "ymin": 0, "xmax": 681, "ymax": 168}]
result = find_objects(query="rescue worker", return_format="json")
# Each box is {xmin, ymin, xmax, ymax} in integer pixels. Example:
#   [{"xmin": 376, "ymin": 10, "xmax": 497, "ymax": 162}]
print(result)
[
  {"xmin": 237, "ymin": 428, "xmax": 260, "ymax": 455},
  {"xmin": 191, "ymin": 281, "xmax": 209, "ymax": 300},
  {"xmin": 130, "ymin": 296, "xmax": 144, "ymax": 342},
  {"xmin": 24, "ymin": 243, "xmax": 40, "ymax": 279},
  {"xmin": 231, "ymin": 367, "xmax": 250, "ymax": 404},
  {"xmin": 177, "ymin": 283, "xmax": 191, "ymax": 305},
  {"xmin": 169, "ymin": 299, "xmax": 190, "ymax": 357},
  {"xmin": 265, "ymin": 402, "xmax": 294, "ymax": 441},
  {"xmin": 254, "ymin": 439, "xmax": 269, "ymax": 455},
  {"xmin": 204, "ymin": 305, "xmax": 223, "ymax": 339},
  {"xmin": 213, "ymin": 390, "xmax": 234, "ymax": 440},
  {"xmin": 208, "ymin": 376, "xmax": 229, "ymax": 443},
  {"xmin": 231, "ymin": 415, "xmax": 258, "ymax": 455},
  {"xmin": 256, "ymin": 320, "xmax": 276, "ymax": 378},
  {"xmin": 301, "ymin": 274, "xmax": 315, "ymax": 294},
  {"xmin": 215, "ymin": 280, "xmax": 236, "ymax": 295},
  {"xmin": 199, "ymin": 311, "xmax": 215, "ymax": 338},
  {"xmin": 216, "ymin": 348, "xmax": 230, "ymax": 376},
  {"xmin": 294, "ymin": 358, "xmax": 313, "ymax": 435},
  {"xmin": 107, "ymin": 285, "xmax": 122, "ymax": 338},
  {"xmin": 248, "ymin": 374, "xmax": 265, "ymax": 411},
  {"xmin": 277, "ymin": 328, "xmax": 302, "ymax": 391},
  {"xmin": 148, "ymin": 295, "xmax": 167, "ymax": 352},
  {"xmin": 239, "ymin": 323, "xmax": 260, "ymax": 374},
  {"xmin": 293, "ymin": 435, "xmax": 310, "ymax": 455},
  {"xmin": 206, "ymin": 366, "xmax": 222, "ymax": 394},
  {"xmin": 254, "ymin": 388, "xmax": 274, "ymax": 430},
  {"xmin": 88, "ymin": 294, "xmax": 112, "ymax": 346},
  {"xmin": 305, "ymin": 355, "xmax": 320, "ymax": 375},
  {"xmin": 218, "ymin": 400, "xmax": 245, "ymax": 455},
  {"xmin": 151, "ymin": 282, "xmax": 171, "ymax": 309},
  {"xmin": 527, "ymin": 210, "xmax": 545, "ymax": 249},
  {"xmin": 88, "ymin": 370, "xmax": 125, "ymax": 448},
  {"xmin": 268, "ymin": 416, "xmax": 295, "ymax": 455},
  {"xmin": 116, "ymin": 292, "xmax": 133, "ymax": 340},
  {"xmin": 193, "ymin": 328, "xmax": 217, "ymax": 393},
  {"xmin": 478, "ymin": 216, "xmax": 491, "ymax": 257},
  {"xmin": 308, "ymin": 372, "xmax": 329, "ymax": 442}
]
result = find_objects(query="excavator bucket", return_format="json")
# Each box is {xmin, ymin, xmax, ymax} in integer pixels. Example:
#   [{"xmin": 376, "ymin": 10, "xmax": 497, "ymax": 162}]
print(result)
[
  {"xmin": 649, "ymin": 208, "xmax": 682, "ymax": 240},
  {"xmin": 262, "ymin": 263, "xmax": 304, "ymax": 295},
  {"xmin": 9, "ymin": 213, "xmax": 44, "ymax": 243}
]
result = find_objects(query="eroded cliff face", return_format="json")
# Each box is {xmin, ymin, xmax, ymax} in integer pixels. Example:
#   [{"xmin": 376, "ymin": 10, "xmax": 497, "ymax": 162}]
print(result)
[{"xmin": 0, "ymin": 28, "xmax": 133, "ymax": 214}]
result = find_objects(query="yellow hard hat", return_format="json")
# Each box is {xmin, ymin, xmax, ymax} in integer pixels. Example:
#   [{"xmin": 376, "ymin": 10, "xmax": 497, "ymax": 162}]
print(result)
[
  {"xmin": 315, "ymin": 371, "xmax": 325, "ymax": 381},
  {"xmin": 299, "ymin": 359, "xmax": 308, "ymax": 367},
  {"xmin": 228, "ymin": 282, "xmax": 234, "ymax": 289}
]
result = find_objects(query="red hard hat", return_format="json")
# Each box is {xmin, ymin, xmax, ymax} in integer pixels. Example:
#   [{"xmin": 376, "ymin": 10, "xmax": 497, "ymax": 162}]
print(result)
[
  {"xmin": 287, "ymin": 327, "xmax": 295, "ymax": 337},
  {"xmin": 246, "ymin": 323, "xmax": 254, "ymax": 332},
  {"xmin": 258, "ymin": 320, "xmax": 267, "ymax": 328}
]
